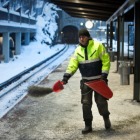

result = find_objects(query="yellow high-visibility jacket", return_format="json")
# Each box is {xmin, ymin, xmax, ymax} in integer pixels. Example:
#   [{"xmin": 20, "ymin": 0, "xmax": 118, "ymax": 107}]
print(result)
[{"xmin": 66, "ymin": 39, "xmax": 111, "ymax": 80}]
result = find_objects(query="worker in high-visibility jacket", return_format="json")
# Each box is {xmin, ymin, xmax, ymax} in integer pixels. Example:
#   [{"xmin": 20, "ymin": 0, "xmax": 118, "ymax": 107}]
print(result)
[{"xmin": 62, "ymin": 28, "xmax": 111, "ymax": 134}]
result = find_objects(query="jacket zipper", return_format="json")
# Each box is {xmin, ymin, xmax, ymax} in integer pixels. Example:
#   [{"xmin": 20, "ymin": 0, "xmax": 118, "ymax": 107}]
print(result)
[{"xmin": 85, "ymin": 47, "xmax": 88, "ymax": 60}]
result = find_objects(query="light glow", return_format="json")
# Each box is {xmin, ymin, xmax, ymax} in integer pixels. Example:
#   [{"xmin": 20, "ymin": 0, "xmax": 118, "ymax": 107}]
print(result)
[{"xmin": 85, "ymin": 20, "xmax": 93, "ymax": 29}]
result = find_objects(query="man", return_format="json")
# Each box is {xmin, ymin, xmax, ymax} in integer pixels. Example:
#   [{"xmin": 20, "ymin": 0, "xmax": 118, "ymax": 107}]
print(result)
[{"xmin": 62, "ymin": 28, "xmax": 111, "ymax": 134}]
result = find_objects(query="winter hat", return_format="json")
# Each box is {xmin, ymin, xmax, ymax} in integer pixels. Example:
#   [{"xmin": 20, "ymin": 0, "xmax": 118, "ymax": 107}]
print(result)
[{"xmin": 78, "ymin": 28, "xmax": 90, "ymax": 37}]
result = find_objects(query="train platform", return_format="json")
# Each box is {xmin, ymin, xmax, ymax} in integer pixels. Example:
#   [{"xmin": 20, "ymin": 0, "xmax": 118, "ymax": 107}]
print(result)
[{"xmin": 0, "ymin": 58, "xmax": 140, "ymax": 140}]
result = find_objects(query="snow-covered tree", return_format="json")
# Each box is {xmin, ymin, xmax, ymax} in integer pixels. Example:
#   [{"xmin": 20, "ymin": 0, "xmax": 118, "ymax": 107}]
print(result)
[{"xmin": 35, "ymin": 2, "xmax": 60, "ymax": 46}]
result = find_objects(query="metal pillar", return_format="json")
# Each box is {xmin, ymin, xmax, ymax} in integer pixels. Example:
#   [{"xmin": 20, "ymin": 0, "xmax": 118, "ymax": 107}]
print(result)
[
  {"xmin": 106, "ymin": 24, "xmax": 109, "ymax": 52},
  {"xmin": 3, "ymin": 32, "xmax": 10, "ymax": 63},
  {"xmin": 133, "ymin": 2, "xmax": 140, "ymax": 101},
  {"xmin": 116, "ymin": 16, "xmax": 121, "ymax": 71},
  {"xmin": 119, "ymin": 16, "xmax": 124, "ymax": 61},
  {"xmin": 110, "ymin": 21, "xmax": 113, "ymax": 51},
  {"xmin": 109, "ymin": 21, "xmax": 114, "ymax": 62},
  {"xmin": 15, "ymin": 32, "xmax": 21, "ymax": 55}
]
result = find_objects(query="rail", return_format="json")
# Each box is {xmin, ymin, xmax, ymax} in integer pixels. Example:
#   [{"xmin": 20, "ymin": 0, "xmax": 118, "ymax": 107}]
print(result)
[
  {"xmin": 0, "ymin": 45, "xmax": 67, "ymax": 91},
  {"xmin": 0, "ymin": 44, "xmax": 75, "ymax": 118}
]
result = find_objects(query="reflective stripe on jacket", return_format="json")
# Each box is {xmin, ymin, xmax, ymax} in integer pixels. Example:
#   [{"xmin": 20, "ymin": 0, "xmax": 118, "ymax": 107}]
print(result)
[{"xmin": 66, "ymin": 39, "xmax": 110, "ymax": 80}]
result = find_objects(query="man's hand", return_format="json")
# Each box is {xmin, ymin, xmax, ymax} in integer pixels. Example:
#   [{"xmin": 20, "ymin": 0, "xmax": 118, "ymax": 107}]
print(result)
[
  {"xmin": 62, "ymin": 73, "xmax": 71, "ymax": 85},
  {"xmin": 62, "ymin": 77, "xmax": 68, "ymax": 85},
  {"xmin": 101, "ymin": 73, "xmax": 108, "ymax": 84}
]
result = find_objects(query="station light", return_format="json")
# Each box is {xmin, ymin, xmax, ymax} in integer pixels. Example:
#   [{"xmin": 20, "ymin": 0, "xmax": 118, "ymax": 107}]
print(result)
[{"xmin": 85, "ymin": 20, "xmax": 93, "ymax": 29}]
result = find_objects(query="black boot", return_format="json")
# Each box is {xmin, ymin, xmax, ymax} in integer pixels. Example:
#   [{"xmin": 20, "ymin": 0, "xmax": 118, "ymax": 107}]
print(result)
[
  {"xmin": 103, "ymin": 116, "xmax": 111, "ymax": 130},
  {"xmin": 82, "ymin": 121, "xmax": 92, "ymax": 134}
]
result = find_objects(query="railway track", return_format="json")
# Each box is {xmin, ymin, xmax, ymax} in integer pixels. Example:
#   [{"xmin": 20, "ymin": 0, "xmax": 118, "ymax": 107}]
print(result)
[{"xmin": 0, "ymin": 44, "xmax": 75, "ymax": 118}]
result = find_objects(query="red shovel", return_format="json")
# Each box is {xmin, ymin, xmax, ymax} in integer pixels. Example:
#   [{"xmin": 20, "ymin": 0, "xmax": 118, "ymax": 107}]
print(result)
[
  {"xmin": 52, "ymin": 80, "xmax": 64, "ymax": 92},
  {"xmin": 85, "ymin": 80, "xmax": 113, "ymax": 99}
]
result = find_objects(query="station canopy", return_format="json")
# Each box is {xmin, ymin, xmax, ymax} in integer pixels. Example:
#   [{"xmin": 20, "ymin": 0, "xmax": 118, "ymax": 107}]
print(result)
[{"xmin": 50, "ymin": 0, "xmax": 126, "ymax": 21}]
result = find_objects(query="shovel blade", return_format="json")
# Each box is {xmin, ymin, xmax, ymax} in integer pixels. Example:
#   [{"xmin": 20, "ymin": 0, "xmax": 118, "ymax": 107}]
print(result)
[
  {"xmin": 52, "ymin": 80, "xmax": 64, "ymax": 92},
  {"xmin": 85, "ymin": 80, "xmax": 113, "ymax": 99}
]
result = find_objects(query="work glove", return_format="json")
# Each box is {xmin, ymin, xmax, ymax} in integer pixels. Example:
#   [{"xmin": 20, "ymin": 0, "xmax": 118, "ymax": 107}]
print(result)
[
  {"xmin": 101, "ymin": 73, "xmax": 108, "ymax": 84},
  {"xmin": 62, "ymin": 73, "xmax": 71, "ymax": 85}
]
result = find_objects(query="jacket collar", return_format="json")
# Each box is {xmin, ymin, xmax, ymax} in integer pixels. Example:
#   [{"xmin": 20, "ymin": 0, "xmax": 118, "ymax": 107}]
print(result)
[{"xmin": 79, "ymin": 39, "xmax": 94, "ymax": 48}]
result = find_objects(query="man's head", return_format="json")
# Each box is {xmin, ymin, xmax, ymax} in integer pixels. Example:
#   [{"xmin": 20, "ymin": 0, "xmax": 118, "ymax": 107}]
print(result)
[{"xmin": 78, "ymin": 28, "xmax": 90, "ymax": 47}]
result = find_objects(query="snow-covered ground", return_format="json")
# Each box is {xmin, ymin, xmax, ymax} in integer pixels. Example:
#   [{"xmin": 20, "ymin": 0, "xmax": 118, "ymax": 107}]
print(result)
[{"xmin": 0, "ymin": 42, "xmax": 65, "ymax": 84}]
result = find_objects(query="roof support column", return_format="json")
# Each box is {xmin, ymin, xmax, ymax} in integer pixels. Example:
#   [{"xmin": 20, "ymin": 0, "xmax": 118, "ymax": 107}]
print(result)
[
  {"xmin": 119, "ymin": 16, "xmax": 124, "ymax": 61},
  {"xmin": 133, "ymin": 2, "xmax": 140, "ymax": 101},
  {"xmin": 3, "ymin": 32, "xmax": 10, "ymax": 63},
  {"xmin": 106, "ymin": 24, "xmax": 109, "ymax": 52},
  {"xmin": 110, "ymin": 21, "xmax": 113, "ymax": 50},
  {"xmin": 116, "ymin": 16, "xmax": 121, "ymax": 71},
  {"xmin": 15, "ymin": 32, "xmax": 21, "ymax": 55},
  {"xmin": 24, "ymin": 32, "xmax": 30, "ymax": 45}
]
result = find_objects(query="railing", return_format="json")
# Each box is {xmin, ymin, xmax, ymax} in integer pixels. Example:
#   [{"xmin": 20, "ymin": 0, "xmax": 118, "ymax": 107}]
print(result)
[{"xmin": 0, "ymin": 7, "xmax": 36, "ymax": 26}]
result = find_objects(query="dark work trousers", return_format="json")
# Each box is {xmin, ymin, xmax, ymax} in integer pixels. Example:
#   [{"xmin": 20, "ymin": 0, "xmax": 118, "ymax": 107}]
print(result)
[{"xmin": 80, "ymin": 79, "xmax": 110, "ymax": 122}]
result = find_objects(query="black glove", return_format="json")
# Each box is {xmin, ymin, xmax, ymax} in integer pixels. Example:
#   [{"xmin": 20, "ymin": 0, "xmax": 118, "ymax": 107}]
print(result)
[
  {"xmin": 101, "ymin": 73, "xmax": 108, "ymax": 84},
  {"xmin": 62, "ymin": 73, "xmax": 71, "ymax": 85}
]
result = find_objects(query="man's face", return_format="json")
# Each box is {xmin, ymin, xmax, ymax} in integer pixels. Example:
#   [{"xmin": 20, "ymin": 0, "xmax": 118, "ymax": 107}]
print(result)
[{"xmin": 79, "ymin": 36, "xmax": 89, "ymax": 46}]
